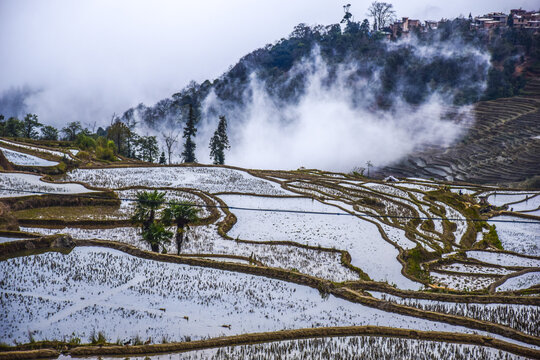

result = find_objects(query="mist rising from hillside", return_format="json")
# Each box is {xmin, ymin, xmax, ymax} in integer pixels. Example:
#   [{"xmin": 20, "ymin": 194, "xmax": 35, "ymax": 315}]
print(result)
[{"xmin": 192, "ymin": 39, "xmax": 489, "ymax": 171}]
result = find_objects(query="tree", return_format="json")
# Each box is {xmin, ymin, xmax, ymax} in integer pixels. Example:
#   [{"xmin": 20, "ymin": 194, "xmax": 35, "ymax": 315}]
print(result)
[
  {"xmin": 181, "ymin": 104, "xmax": 197, "ymax": 163},
  {"xmin": 341, "ymin": 4, "xmax": 353, "ymax": 24},
  {"xmin": 209, "ymin": 115, "xmax": 230, "ymax": 165},
  {"xmin": 107, "ymin": 120, "xmax": 131, "ymax": 156},
  {"xmin": 344, "ymin": 21, "xmax": 360, "ymax": 34},
  {"xmin": 159, "ymin": 151, "xmax": 166, "ymax": 164},
  {"xmin": 368, "ymin": 1, "xmax": 395, "ymax": 31},
  {"xmin": 119, "ymin": 111, "xmax": 138, "ymax": 158},
  {"xmin": 76, "ymin": 133, "xmax": 97, "ymax": 150},
  {"xmin": 366, "ymin": 160, "xmax": 373, "ymax": 177},
  {"xmin": 135, "ymin": 135, "xmax": 159, "ymax": 163},
  {"xmin": 163, "ymin": 200, "xmax": 200, "ymax": 254},
  {"xmin": 142, "ymin": 221, "xmax": 173, "ymax": 253},
  {"xmin": 359, "ymin": 19, "xmax": 370, "ymax": 35},
  {"xmin": 507, "ymin": 14, "xmax": 514, "ymax": 28},
  {"xmin": 41, "ymin": 125, "xmax": 59, "ymax": 140},
  {"xmin": 4, "ymin": 117, "xmax": 22, "ymax": 137},
  {"xmin": 162, "ymin": 130, "xmax": 179, "ymax": 164},
  {"xmin": 62, "ymin": 121, "xmax": 83, "ymax": 141},
  {"xmin": 21, "ymin": 113, "xmax": 43, "ymax": 139},
  {"xmin": 131, "ymin": 190, "xmax": 167, "ymax": 251},
  {"xmin": 96, "ymin": 127, "xmax": 107, "ymax": 137},
  {"xmin": 0, "ymin": 115, "xmax": 5, "ymax": 137}
]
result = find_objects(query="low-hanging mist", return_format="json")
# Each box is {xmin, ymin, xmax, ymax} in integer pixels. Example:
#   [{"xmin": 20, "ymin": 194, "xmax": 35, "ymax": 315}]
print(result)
[{"xmin": 190, "ymin": 38, "xmax": 490, "ymax": 171}]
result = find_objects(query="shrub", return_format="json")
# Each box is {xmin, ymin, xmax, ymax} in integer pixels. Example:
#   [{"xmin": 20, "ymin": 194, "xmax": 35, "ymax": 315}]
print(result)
[
  {"xmin": 96, "ymin": 137, "xmax": 117, "ymax": 161},
  {"xmin": 480, "ymin": 225, "xmax": 503, "ymax": 250},
  {"xmin": 68, "ymin": 336, "xmax": 81, "ymax": 345},
  {"xmin": 76, "ymin": 150, "xmax": 92, "ymax": 160},
  {"xmin": 404, "ymin": 246, "xmax": 431, "ymax": 281},
  {"xmin": 76, "ymin": 134, "xmax": 96, "ymax": 150},
  {"xmin": 96, "ymin": 145, "xmax": 116, "ymax": 161},
  {"xmin": 55, "ymin": 161, "xmax": 67, "ymax": 173},
  {"xmin": 90, "ymin": 330, "xmax": 107, "ymax": 345},
  {"xmin": 133, "ymin": 334, "xmax": 143, "ymax": 345}
]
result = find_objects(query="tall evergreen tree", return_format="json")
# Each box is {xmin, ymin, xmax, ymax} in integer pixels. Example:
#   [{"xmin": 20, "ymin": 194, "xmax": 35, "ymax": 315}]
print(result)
[
  {"xmin": 181, "ymin": 104, "xmax": 197, "ymax": 163},
  {"xmin": 159, "ymin": 151, "xmax": 166, "ymax": 164},
  {"xmin": 359, "ymin": 19, "xmax": 370, "ymax": 35},
  {"xmin": 209, "ymin": 115, "xmax": 230, "ymax": 165}
]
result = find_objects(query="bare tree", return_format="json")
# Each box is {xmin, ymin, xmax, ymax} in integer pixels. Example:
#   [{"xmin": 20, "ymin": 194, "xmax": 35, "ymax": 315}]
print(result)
[
  {"xmin": 368, "ymin": 1, "xmax": 395, "ymax": 31},
  {"xmin": 162, "ymin": 130, "xmax": 180, "ymax": 164},
  {"xmin": 85, "ymin": 121, "xmax": 97, "ymax": 134},
  {"xmin": 110, "ymin": 112, "xmax": 117, "ymax": 125},
  {"xmin": 366, "ymin": 160, "xmax": 373, "ymax": 177}
]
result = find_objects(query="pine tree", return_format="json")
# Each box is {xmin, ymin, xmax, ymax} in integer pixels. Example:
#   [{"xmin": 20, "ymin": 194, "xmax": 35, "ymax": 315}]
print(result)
[
  {"xmin": 209, "ymin": 115, "xmax": 230, "ymax": 165},
  {"xmin": 181, "ymin": 104, "xmax": 197, "ymax": 163},
  {"xmin": 159, "ymin": 151, "xmax": 166, "ymax": 164}
]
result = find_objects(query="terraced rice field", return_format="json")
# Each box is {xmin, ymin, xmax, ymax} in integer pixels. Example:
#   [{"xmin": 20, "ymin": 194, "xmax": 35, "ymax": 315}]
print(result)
[
  {"xmin": 0, "ymin": 139, "xmax": 69, "ymax": 159},
  {"xmin": 0, "ymin": 172, "xmax": 94, "ymax": 197},
  {"xmin": 36, "ymin": 337, "xmax": 540, "ymax": 360},
  {"xmin": 2, "ymin": 247, "xmax": 500, "ymax": 345},
  {"xmin": 0, "ymin": 147, "xmax": 59, "ymax": 167},
  {"xmin": 0, "ymin": 151, "xmax": 539, "ymax": 359},
  {"xmin": 378, "ymin": 96, "xmax": 540, "ymax": 184}
]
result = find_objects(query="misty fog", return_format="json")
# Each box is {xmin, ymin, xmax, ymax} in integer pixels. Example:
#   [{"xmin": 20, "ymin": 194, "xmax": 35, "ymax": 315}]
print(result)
[{"xmin": 189, "ymin": 38, "xmax": 489, "ymax": 171}]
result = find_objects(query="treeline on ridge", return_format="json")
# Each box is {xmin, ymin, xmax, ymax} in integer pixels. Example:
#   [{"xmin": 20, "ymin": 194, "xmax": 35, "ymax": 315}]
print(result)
[{"xmin": 125, "ymin": 16, "xmax": 538, "ymax": 129}]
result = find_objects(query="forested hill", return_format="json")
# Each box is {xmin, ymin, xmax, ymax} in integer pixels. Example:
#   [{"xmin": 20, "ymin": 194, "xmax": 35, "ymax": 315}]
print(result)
[{"xmin": 120, "ymin": 18, "xmax": 538, "ymax": 129}]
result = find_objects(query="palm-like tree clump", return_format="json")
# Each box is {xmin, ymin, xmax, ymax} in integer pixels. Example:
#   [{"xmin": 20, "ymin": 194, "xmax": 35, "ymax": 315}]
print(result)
[
  {"xmin": 131, "ymin": 190, "xmax": 169, "ymax": 252},
  {"xmin": 142, "ymin": 221, "xmax": 173, "ymax": 253},
  {"xmin": 131, "ymin": 191, "xmax": 165, "ymax": 231},
  {"xmin": 163, "ymin": 200, "xmax": 200, "ymax": 254}
]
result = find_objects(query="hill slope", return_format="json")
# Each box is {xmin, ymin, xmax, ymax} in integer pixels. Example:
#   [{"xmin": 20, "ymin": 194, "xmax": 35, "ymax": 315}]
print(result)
[
  {"xmin": 121, "ymin": 20, "xmax": 532, "ymax": 129},
  {"xmin": 378, "ymin": 71, "xmax": 540, "ymax": 185}
]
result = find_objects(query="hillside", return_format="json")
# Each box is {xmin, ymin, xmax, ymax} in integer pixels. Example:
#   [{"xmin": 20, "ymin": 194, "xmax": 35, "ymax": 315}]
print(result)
[
  {"xmin": 378, "ymin": 69, "xmax": 540, "ymax": 185},
  {"xmin": 120, "ymin": 19, "xmax": 534, "ymax": 130},
  {"xmin": 105, "ymin": 18, "xmax": 540, "ymax": 184}
]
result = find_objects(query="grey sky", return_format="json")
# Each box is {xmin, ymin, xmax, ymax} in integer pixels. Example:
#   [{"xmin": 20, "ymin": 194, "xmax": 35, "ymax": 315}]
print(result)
[{"xmin": 0, "ymin": 0, "xmax": 538, "ymax": 127}]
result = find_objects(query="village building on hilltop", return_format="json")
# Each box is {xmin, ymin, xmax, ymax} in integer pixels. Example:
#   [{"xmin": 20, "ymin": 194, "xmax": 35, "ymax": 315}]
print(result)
[{"xmin": 385, "ymin": 8, "xmax": 539, "ymax": 39}]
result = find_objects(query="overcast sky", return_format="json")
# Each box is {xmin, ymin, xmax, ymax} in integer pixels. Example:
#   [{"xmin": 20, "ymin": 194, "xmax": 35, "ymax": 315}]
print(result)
[{"xmin": 0, "ymin": 0, "xmax": 538, "ymax": 127}]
